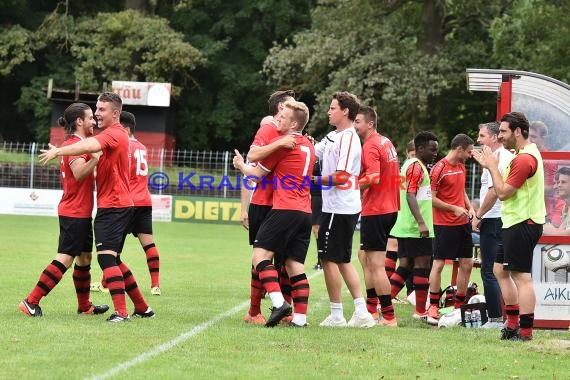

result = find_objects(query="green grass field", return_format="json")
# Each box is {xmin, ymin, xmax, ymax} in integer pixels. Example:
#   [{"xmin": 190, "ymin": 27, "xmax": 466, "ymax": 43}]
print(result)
[{"xmin": 1, "ymin": 214, "xmax": 569, "ymax": 380}]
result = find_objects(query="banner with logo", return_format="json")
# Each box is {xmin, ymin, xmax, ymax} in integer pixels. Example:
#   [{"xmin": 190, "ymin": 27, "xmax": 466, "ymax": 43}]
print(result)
[
  {"xmin": 0, "ymin": 188, "xmax": 172, "ymax": 222},
  {"xmin": 532, "ymin": 243, "xmax": 570, "ymax": 328},
  {"xmin": 172, "ymin": 196, "xmax": 241, "ymax": 224}
]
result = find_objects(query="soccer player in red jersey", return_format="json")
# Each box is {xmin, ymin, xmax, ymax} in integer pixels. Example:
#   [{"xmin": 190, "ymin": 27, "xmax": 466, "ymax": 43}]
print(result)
[
  {"xmin": 426, "ymin": 133, "xmax": 475, "ymax": 324},
  {"xmin": 234, "ymin": 100, "xmax": 315, "ymax": 327},
  {"xmin": 240, "ymin": 90, "xmax": 296, "ymax": 325},
  {"xmin": 39, "ymin": 92, "xmax": 153, "ymax": 323},
  {"xmin": 354, "ymin": 106, "xmax": 400, "ymax": 327},
  {"xmin": 19, "ymin": 103, "xmax": 109, "ymax": 317},
  {"xmin": 120, "ymin": 111, "xmax": 161, "ymax": 295}
]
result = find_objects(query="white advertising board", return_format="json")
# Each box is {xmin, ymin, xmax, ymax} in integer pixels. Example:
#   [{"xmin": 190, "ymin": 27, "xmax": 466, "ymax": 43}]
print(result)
[
  {"xmin": 0, "ymin": 188, "xmax": 172, "ymax": 222},
  {"xmin": 532, "ymin": 243, "xmax": 570, "ymax": 327}
]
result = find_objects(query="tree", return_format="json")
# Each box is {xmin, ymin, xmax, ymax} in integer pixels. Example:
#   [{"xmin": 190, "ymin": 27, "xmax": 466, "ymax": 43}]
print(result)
[
  {"xmin": 264, "ymin": 0, "xmax": 512, "ymax": 153},
  {"xmin": 3, "ymin": 2, "xmax": 204, "ymax": 142},
  {"xmin": 156, "ymin": 0, "xmax": 314, "ymax": 150},
  {"xmin": 490, "ymin": 0, "xmax": 570, "ymax": 83}
]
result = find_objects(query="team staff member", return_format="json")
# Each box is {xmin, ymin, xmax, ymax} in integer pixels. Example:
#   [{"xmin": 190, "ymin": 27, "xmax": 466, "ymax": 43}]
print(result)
[
  {"xmin": 472, "ymin": 121, "xmax": 514, "ymax": 328},
  {"xmin": 473, "ymin": 111, "xmax": 545, "ymax": 341}
]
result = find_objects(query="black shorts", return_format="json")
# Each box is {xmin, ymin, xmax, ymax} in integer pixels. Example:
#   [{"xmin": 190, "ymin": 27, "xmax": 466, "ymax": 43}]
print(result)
[
  {"xmin": 318, "ymin": 212, "xmax": 359, "ymax": 264},
  {"xmin": 94, "ymin": 207, "xmax": 134, "ymax": 253},
  {"xmin": 360, "ymin": 213, "xmax": 397, "ymax": 251},
  {"xmin": 499, "ymin": 220, "xmax": 543, "ymax": 273},
  {"xmin": 248, "ymin": 204, "xmax": 272, "ymax": 245},
  {"xmin": 433, "ymin": 224, "xmax": 472, "ymax": 260},
  {"xmin": 58, "ymin": 216, "xmax": 93, "ymax": 257},
  {"xmin": 311, "ymin": 195, "xmax": 323, "ymax": 226},
  {"xmin": 130, "ymin": 206, "xmax": 153, "ymax": 236},
  {"xmin": 397, "ymin": 237, "xmax": 433, "ymax": 258},
  {"xmin": 253, "ymin": 210, "xmax": 312, "ymax": 264}
]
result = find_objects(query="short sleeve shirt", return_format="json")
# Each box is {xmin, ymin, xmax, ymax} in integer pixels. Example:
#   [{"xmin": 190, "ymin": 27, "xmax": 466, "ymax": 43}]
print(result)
[
  {"xmin": 360, "ymin": 132, "xmax": 400, "ymax": 216},
  {"xmin": 93, "ymin": 123, "xmax": 133, "ymax": 208},
  {"xmin": 58, "ymin": 135, "xmax": 95, "ymax": 218},
  {"xmin": 249, "ymin": 119, "xmax": 279, "ymax": 206},
  {"xmin": 430, "ymin": 158, "xmax": 468, "ymax": 225},
  {"xmin": 129, "ymin": 138, "xmax": 152, "ymax": 207},
  {"xmin": 259, "ymin": 134, "xmax": 315, "ymax": 212}
]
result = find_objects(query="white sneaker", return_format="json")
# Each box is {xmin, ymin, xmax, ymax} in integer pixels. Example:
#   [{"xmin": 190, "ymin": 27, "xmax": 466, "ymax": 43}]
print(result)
[
  {"xmin": 347, "ymin": 312, "xmax": 376, "ymax": 328},
  {"xmin": 481, "ymin": 321, "xmax": 505, "ymax": 329},
  {"xmin": 319, "ymin": 315, "xmax": 347, "ymax": 327}
]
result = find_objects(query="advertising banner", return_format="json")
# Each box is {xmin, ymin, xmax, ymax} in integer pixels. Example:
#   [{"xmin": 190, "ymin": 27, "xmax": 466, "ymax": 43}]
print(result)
[
  {"xmin": 0, "ymin": 187, "xmax": 62, "ymax": 216},
  {"xmin": 172, "ymin": 196, "xmax": 241, "ymax": 224},
  {"xmin": 0, "ymin": 188, "xmax": 172, "ymax": 222},
  {"xmin": 532, "ymin": 243, "xmax": 570, "ymax": 328}
]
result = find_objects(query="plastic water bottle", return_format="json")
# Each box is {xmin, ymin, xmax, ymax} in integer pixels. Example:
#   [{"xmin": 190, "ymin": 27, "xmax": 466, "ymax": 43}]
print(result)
[
  {"xmin": 472, "ymin": 310, "xmax": 481, "ymax": 328},
  {"xmin": 464, "ymin": 310, "xmax": 472, "ymax": 328}
]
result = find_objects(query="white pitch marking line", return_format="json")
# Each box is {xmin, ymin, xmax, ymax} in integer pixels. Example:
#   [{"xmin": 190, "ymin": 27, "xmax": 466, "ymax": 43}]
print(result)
[{"xmin": 88, "ymin": 269, "xmax": 324, "ymax": 380}]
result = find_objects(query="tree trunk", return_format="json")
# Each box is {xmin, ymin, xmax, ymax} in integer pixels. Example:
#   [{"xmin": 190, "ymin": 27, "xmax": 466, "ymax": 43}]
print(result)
[
  {"xmin": 418, "ymin": 0, "xmax": 445, "ymax": 54},
  {"xmin": 125, "ymin": 0, "xmax": 154, "ymax": 13}
]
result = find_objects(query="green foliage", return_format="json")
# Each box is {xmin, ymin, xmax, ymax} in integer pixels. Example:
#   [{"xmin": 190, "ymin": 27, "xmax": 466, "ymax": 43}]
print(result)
[
  {"xmin": 10, "ymin": 5, "xmax": 205, "ymax": 142},
  {"xmin": 36, "ymin": 9, "xmax": 205, "ymax": 92},
  {"xmin": 160, "ymin": 0, "xmax": 314, "ymax": 150},
  {"xmin": 16, "ymin": 78, "xmax": 52, "ymax": 142},
  {"xmin": 490, "ymin": 0, "xmax": 570, "ymax": 83},
  {"xmin": 0, "ymin": 25, "xmax": 36, "ymax": 76},
  {"xmin": 264, "ymin": 0, "xmax": 456, "ymax": 149},
  {"xmin": 2, "ymin": 0, "xmax": 570, "ymax": 150}
]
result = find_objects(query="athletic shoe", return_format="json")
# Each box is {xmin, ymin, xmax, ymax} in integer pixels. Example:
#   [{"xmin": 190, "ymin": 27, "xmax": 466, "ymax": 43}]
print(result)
[
  {"xmin": 106, "ymin": 312, "xmax": 131, "ymax": 323},
  {"xmin": 319, "ymin": 315, "xmax": 348, "ymax": 327},
  {"xmin": 19, "ymin": 299, "xmax": 42, "ymax": 317},
  {"xmin": 481, "ymin": 321, "xmax": 505, "ymax": 329},
  {"xmin": 78, "ymin": 303, "xmax": 110, "ymax": 315},
  {"xmin": 90, "ymin": 282, "xmax": 109, "ymax": 293},
  {"xmin": 347, "ymin": 312, "xmax": 376, "ymax": 328},
  {"xmin": 279, "ymin": 314, "xmax": 294, "ymax": 325},
  {"xmin": 378, "ymin": 317, "xmax": 398, "ymax": 327},
  {"xmin": 244, "ymin": 313, "xmax": 266, "ymax": 325},
  {"xmin": 412, "ymin": 311, "xmax": 429, "ymax": 322},
  {"xmin": 265, "ymin": 301, "xmax": 292, "ymax": 327},
  {"xmin": 288, "ymin": 321, "xmax": 308, "ymax": 328},
  {"xmin": 150, "ymin": 286, "xmax": 161, "ymax": 296},
  {"xmin": 426, "ymin": 304, "xmax": 440, "ymax": 326},
  {"xmin": 500, "ymin": 327, "xmax": 520, "ymax": 340},
  {"xmin": 133, "ymin": 307, "xmax": 155, "ymax": 318},
  {"xmin": 509, "ymin": 334, "xmax": 532, "ymax": 341}
]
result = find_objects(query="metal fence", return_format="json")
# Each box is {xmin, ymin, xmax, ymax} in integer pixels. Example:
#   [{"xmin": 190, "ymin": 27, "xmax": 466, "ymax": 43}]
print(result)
[{"xmin": 0, "ymin": 141, "xmax": 482, "ymax": 200}]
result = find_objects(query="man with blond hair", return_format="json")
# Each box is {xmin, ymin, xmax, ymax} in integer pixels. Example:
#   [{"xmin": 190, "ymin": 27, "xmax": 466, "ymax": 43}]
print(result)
[{"xmin": 234, "ymin": 100, "xmax": 315, "ymax": 327}]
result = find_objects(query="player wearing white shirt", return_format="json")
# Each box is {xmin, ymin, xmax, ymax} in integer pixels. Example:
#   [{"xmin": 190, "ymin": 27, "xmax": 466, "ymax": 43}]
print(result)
[
  {"xmin": 312, "ymin": 92, "xmax": 375, "ymax": 328},
  {"xmin": 473, "ymin": 121, "xmax": 514, "ymax": 327}
]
